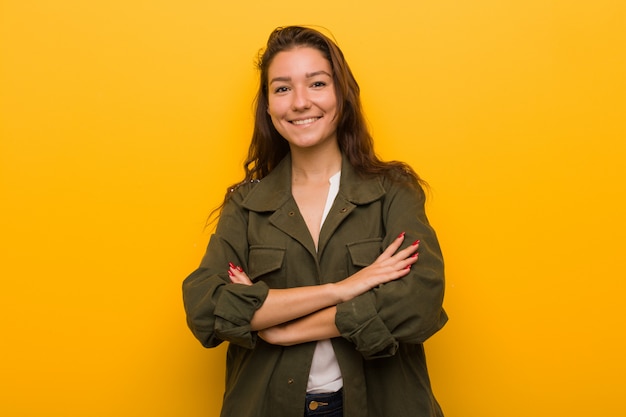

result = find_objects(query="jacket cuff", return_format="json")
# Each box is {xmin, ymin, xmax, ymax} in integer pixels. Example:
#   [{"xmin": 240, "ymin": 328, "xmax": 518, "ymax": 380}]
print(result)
[
  {"xmin": 335, "ymin": 291, "xmax": 398, "ymax": 359},
  {"xmin": 213, "ymin": 281, "xmax": 269, "ymax": 348}
]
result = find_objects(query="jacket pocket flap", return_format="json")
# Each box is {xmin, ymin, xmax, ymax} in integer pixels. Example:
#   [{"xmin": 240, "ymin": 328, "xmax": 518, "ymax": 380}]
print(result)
[
  {"xmin": 248, "ymin": 246, "xmax": 285, "ymax": 281},
  {"xmin": 347, "ymin": 238, "xmax": 383, "ymax": 267}
]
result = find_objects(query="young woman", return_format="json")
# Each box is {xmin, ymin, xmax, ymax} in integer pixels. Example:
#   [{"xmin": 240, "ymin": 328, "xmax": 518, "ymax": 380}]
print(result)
[{"xmin": 183, "ymin": 26, "xmax": 447, "ymax": 417}]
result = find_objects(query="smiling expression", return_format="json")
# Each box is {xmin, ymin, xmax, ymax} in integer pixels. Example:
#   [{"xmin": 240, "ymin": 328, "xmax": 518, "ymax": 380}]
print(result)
[{"xmin": 267, "ymin": 47, "xmax": 339, "ymax": 151}]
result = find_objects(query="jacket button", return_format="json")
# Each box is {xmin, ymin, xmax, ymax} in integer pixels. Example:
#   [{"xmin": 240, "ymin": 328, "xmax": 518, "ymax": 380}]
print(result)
[
  {"xmin": 288, "ymin": 211, "xmax": 295, "ymax": 216},
  {"xmin": 339, "ymin": 207, "xmax": 348, "ymax": 213},
  {"xmin": 287, "ymin": 378, "xmax": 294, "ymax": 384}
]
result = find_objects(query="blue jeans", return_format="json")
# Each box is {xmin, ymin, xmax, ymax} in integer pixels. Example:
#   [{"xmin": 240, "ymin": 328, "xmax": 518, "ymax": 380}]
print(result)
[{"xmin": 304, "ymin": 389, "xmax": 343, "ymax": 417}]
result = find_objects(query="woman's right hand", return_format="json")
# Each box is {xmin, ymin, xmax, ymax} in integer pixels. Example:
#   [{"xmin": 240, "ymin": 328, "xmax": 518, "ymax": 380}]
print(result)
[{"xmin": 334, "ymin": 232, "xmax": 419, "ymax": 303}]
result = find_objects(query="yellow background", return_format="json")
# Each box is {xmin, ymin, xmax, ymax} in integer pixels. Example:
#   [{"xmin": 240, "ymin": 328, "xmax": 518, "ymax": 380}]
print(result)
[{"xmin": 1, "ymin": 1, "xmax": 625, "ymax": 416}]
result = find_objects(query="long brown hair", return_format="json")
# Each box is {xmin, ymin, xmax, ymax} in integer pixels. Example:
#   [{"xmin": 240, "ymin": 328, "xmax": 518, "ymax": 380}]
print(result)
[{"xmin": 211, "ymin": 26, "xmax": 424, "ymax": 223}]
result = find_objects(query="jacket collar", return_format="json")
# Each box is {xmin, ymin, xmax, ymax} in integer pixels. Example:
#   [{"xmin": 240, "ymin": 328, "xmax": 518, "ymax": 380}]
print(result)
[{"xmin": 242, "ymin": 153, "xmax": 386, "ymax": 212}]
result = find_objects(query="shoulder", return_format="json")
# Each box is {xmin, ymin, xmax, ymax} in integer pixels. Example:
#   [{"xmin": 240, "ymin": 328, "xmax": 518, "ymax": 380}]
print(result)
[
  {"xmin": 380, "ymin": 172, "xmax": 425, "ymax": 198},
  {"xmin": 219, "ymin": 179, "xmax": 262, "ymax": 217},
  {"xmin": 377, "ymin": 174, "xmax": 427, "ymax": 215},
  {"xmin": 227, "ymin": 179, "xmax": 262, "ymax": 200}
]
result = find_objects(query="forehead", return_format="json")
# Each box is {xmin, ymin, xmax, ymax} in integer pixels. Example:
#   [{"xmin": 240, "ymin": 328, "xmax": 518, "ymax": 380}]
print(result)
[{"xmin": 268, "ymin": 47, "xmax": 332, "ymax": 78}]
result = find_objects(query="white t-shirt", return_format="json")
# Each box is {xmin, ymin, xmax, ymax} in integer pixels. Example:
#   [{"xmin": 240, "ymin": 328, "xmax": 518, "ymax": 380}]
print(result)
[{"xmin": 306, "ymin": 171, "xmax": 344, "ymax": 394}]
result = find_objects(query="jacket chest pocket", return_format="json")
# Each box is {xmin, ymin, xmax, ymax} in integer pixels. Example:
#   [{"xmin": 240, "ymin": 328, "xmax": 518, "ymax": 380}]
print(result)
[
  {"xmin": 248, "ymin": 246, "xmax": 286, "ymax": 288},
  {"xmin": 346, "ymin": 237, "xmax": 383, "ymax": 274}
]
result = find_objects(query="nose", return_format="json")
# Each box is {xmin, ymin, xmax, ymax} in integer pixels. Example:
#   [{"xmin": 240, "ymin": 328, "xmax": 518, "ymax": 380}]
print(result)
[{"xmin": 291, "ymin": 86, "xmax": 311, "ymax": 111}]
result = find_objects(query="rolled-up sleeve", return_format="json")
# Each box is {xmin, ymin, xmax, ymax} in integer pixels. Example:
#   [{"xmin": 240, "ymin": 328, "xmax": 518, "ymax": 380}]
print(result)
[
  {"xmin": 335, "ymin": 180, "xmax": 447, "ymax": 359},
  {"xmin": 182, "ymin": 188, "xmax": 269, "ymax": 349},
  {"xmin": 213, "ymin": 279, "xmax": 269, "ymax": 347},
  {"xmin": 335, "ymin": 291, "xmax": 399, "ymax": 358}
]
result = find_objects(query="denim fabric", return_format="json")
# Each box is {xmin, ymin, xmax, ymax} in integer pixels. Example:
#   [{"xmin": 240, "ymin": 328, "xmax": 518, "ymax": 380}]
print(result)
[{"xmin": 304, "ymin": 389, "xmax": 343, "ymax": 417}]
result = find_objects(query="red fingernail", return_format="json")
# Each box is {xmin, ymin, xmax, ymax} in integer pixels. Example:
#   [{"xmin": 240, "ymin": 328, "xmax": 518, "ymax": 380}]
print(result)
[
  {"xmin": 236, "ymin": 266, "xmax": 243, "ymax": 272},
  {"xmin": 228, "ymin": 270, "xmax": 234, "ymax": 277},
  {"xmin": 412, "ymin": 253, "xmax": 418, "ymax": 258},
  {"xmin": 412, "ymin": 240, "xmax": 420, "ymax": 246},
  {"xmin": 405, "ymin": 265, "xmax": 411, "ymax": 270},
  {"xmin": 397, "ymin": 232, "xmax": 405, "ymax": 238},
  {"xmin": 228, "ymin": 262, "xmax": 236, "ymax": 269}
]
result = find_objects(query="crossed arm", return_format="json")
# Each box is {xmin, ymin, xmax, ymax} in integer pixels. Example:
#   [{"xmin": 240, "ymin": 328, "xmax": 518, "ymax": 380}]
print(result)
[{"xmin": 227, "ymin": 233, "xmax": 419, "ymax": 346}]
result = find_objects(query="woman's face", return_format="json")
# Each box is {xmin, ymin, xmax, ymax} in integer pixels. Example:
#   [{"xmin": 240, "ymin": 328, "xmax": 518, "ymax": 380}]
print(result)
[{"xmin": 267, "ymin": 47, "xmax": 338, "ymax": 151}]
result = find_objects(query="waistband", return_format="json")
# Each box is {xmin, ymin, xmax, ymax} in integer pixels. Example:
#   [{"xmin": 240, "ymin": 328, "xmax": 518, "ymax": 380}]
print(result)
[{"xmin": 304, "ymin": 389, "xmax": 343, "ymax": 416}]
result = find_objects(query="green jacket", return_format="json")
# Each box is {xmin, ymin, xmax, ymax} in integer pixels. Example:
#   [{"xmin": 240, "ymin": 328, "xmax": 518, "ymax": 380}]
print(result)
[{"xmin": 183, "ymin": 154, "xmax": 447, "ymax": 417}]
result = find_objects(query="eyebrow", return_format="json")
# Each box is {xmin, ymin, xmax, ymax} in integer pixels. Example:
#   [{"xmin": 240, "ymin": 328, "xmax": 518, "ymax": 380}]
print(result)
[{"xmin": 269, "ymin": 70, "xmax": 332, "ymax": 84}]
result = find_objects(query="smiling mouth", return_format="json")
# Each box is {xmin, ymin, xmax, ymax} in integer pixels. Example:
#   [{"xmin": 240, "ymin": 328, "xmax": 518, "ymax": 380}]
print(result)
[{"xmin": 290, "ymin": 117, "xmax": 320, "ymax": 125}]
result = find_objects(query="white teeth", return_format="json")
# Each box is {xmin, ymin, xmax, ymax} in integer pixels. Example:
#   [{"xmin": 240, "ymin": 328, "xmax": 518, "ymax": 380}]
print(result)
[{"xmin": 291, "ymin": 117, "xmax": 319, "ymax": 125}]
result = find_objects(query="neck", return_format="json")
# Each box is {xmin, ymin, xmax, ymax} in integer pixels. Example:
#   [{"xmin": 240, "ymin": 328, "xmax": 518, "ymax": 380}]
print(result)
[{"xmin": 290, "ymin": 142, "xmax": 342, "ymax": 184}]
